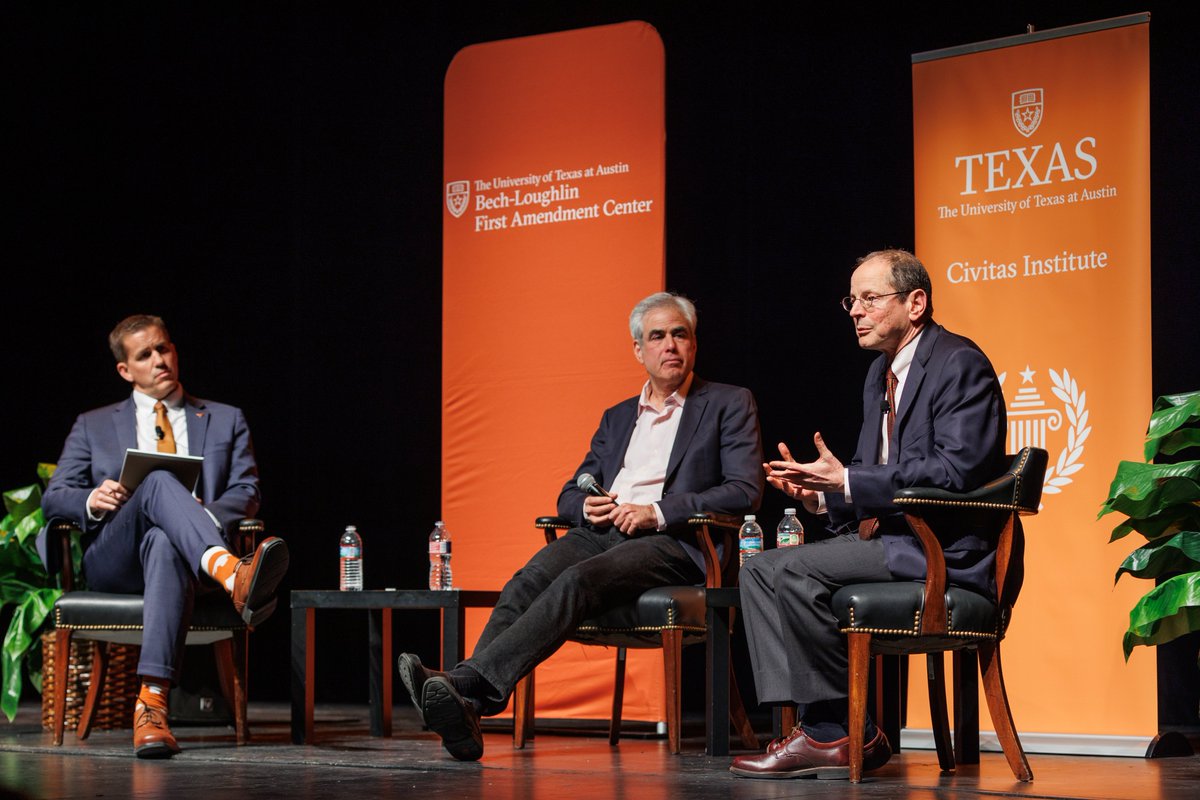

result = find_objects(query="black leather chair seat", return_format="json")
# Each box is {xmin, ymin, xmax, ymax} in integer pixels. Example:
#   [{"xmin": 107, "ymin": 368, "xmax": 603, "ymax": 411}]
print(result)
[
  {"xmin": 572, "ymin": 586, "xmax": 708, "ymax": 648},
  {"xmin": 55, "ymin": 591, "xmax": 245, "ymax": 645},
  {"xmin": 833, "ymin": 581, "xmax": 1006, "ymax": 655}
]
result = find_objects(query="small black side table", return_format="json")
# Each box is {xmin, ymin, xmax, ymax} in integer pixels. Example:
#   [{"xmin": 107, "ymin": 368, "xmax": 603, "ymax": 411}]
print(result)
[{"xmin": 290, "ymin": 589, "xmax": 501, "ymax": 744}]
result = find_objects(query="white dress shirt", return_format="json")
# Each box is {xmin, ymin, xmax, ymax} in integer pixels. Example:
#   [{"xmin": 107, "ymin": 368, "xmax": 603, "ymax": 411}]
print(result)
[{"xmin": 607, "ymin": 373, "xmax": 693, "ymax": 530}]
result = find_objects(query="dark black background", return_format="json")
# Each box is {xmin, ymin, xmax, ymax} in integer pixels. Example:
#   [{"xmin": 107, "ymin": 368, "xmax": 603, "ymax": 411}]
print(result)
[{"xmin": 7, "ymin": 3, "xmax": 1196, "ymax": 707}]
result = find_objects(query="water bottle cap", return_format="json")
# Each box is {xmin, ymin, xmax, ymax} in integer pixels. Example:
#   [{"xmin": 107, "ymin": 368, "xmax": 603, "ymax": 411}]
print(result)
[
  {"xmin": 744, "ymin": 515, "xmax": 756, "ymax": 521},
  {"xmin": 344, "ymin": 525, "xmax": 357, "ymax": 532},
  {"xmin": 434, "ymin": 521, "xmax": 445, "ymax": 528},
  {"xmin": 784, "ymin": 508, "xmax": 796, "ymax": 515}
]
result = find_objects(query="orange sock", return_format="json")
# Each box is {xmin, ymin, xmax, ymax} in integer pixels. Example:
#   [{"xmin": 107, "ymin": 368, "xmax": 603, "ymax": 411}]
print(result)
[
  {"xmin": 138, "ymin": 679, "xmax": 169, "ymax": 711},
  {"xmin": 201, "ymin": 546, "xmax": 239, "ymax": 593}
]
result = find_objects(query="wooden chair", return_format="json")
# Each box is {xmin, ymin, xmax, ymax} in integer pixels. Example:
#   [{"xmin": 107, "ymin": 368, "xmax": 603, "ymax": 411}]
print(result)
[
  {"xmin": 833, "ymin": 447, "xmax": 1048, "ymax": 783},
  {"xmin": 47, "ymin": 518, "xmax": 263, "ymax": 745},
  {"xmin": 512, "ymin": 513, "xmax": 757, "ymax": 754}
]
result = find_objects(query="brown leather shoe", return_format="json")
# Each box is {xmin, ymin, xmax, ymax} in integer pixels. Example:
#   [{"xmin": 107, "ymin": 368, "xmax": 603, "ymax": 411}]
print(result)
[
  {"xmin": 133, "ymin": 702, "xmax": 181, "ymax": 759},
  {"xmin": 729, "ymin": 726, "xmax": 891, "ymax": 780},
  {"xmin": 231, "ymin": 537, "xmax": 290, "ymax": 626}
]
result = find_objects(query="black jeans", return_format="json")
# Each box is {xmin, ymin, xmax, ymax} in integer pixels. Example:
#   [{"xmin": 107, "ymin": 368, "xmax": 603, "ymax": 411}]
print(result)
[{"xmin": 464, "ymin": 525, "xmax": 704, "ymax": 713}]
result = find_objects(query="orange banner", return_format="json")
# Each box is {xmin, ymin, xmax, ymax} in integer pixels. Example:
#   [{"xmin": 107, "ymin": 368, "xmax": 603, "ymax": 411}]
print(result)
[
  {"xmin": 912, "ymin": 17, "xmax": 1153, "ymax": 744},
  {"xmin": 443, "ymin": 22, "xmax": 666, "ymax": 722}
]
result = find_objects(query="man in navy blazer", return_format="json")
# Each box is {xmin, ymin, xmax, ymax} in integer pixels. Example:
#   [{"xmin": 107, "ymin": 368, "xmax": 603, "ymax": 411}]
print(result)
[
  {"xmin": 41, "ymin": 315, "xmax": 288, "ymax": 759},
  {"xmin": 730, "ymin": 250, "xmax": 1006, "ymax": 780},
  {"xmin": 399, "ymin": 291, "xmax": 764, "ymax": 761}
]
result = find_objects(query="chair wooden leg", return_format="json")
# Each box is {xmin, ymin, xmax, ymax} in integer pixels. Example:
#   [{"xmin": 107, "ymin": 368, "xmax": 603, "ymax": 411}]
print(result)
[
  {"xmin": 610, "ymin": 646, "xmax": 627, "ymax": 746},
  {"xmin": 875, "ymin": 654, "xmax": 904, "ymax": 754},
  {"xmin": 214, "ymin": 633, "xmax": 249, "ymax": 744},
  {"xmin": 776, "ymin": 706, "xmax": 797, "ymax": 738},
  {"xmin": 978, "ymin": 641, "xmax": 1032, "ymax": 782},
  {"xmin": 52, "ymin": 629, "xmax": 72, "ymax": 745},
  {"xmin": 661, "ymin": 635, "xmax": 682, "ymax": 753},
  {"xmin": 76, "ymin": 641, "xmax": 108, "ymax": 740},
  {"xmin": 728, "ymin": 659, "xmax": 759, "ymax": 750},
  {"xmin": 926, "ymin": 653, "xmax": 955, "ymax": 772},
  {"xmin": 954, "ymin": 649, "xmax": 980, "ymax": 764},
  {"xmin": 513, "ymin": 671, "xmax": 533, "ymax": 749},
  {"xmin": 847, "ymin": 633, "xmax": 872, "ymax": 784}
]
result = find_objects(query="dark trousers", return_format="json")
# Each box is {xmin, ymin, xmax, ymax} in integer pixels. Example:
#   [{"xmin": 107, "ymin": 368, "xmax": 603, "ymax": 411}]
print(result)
[
  {"xmin": 740, "ymin": 533, "xmax": 893, "ymax": 705},
  {"xmin": 81, "ymin": 471, "xmax": 227, "ymax": 682},
  {"xmin": 464, "ymin": 526, "xmax": 704, "ymax": 712}
]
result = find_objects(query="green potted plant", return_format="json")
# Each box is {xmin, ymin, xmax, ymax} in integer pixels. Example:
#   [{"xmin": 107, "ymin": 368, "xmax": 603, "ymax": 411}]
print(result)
[
  {"xmin": 0, "ymin": 463, "xmax": 76, "ymax": 721},
  {"xmin": 1099, "ymin": 390, "xmax": 1200, "ymax": 658}
]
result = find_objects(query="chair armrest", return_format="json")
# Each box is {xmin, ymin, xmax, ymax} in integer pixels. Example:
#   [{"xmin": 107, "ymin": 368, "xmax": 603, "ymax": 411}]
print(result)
[
  {"xmin": 236, "ymin": 519, "xmax": 265, "ymax": 556},
  {"xmin": 688, "ymin": 513, "xmax": 742, "ymax": 589},
  {"xmin": 535, "ymin": 516, "xmax": 573, "ymax": 545},
  {"xmin": 48, "ymin": 520, "xmax": 82, "ymax": 592},
  {"xmin": 50, "ymin": 518, "xmax": 267, "ymax": 592},
  {"xmin": 533, "ymin": 512, "xmax": 740, "ymax": 587},
  {"xmin": 894, "ymin": 448, "xmax": 1048, "ymax": 517}
]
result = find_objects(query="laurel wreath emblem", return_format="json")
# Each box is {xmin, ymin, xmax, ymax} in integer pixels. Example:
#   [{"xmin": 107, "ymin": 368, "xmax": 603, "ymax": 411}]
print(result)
[
  {"xmin": 1043, "ymin": 368, "xmax": 1089, "ymax": 495},
  {"xmin": 998, "ymin": 367, "xmax": 1089, "ymax": 501}
]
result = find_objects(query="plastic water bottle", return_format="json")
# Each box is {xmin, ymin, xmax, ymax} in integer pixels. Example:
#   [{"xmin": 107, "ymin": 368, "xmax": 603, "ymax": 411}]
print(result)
[
  {"xmin": 776, "ymin": 508, "xmax": 805, "ymax": 548},
  {"xmin": 428, "ymin": 521, "xmax": 453, "ymax": 591},
  {"xmin": 738, "ymin": 515, "xmax": 763, "ymax": 566},
  {"xmin": 339, "ymin": 525, "xmax": 363, "ymax": 591}
]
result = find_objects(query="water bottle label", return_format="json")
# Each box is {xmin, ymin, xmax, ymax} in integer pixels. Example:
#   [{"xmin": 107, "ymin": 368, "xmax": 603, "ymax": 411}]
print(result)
[
  {"xmin": 777, "ymin": 533, "xmax": 801, "ymax": 547},
  {"xmin": 340, "ymin": 546, "xmax": 360, "ymax": 558},
  {"xmin": 739, "ymin": 537, "xmax": 762, "ymax": 551},
  {"xmin": 428, "ymin": 541, "xmax": 450, "ymax": 555}
]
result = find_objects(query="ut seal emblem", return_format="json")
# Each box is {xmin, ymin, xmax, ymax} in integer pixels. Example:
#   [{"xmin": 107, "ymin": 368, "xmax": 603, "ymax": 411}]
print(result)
[
  {"xmin": 1011, "ymin": 88, "xmax": 1044, "ymax": 138},
  {"xmin": 446, "ymin": 180, "xmax": 470, "ymax": 218},
  {"xmin": 998, "ymin": 365, "xmax": 1089, "ymax": 503}
]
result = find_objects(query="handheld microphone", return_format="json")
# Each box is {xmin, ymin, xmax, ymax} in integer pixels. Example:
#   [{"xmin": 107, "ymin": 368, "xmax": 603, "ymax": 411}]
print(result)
[
  {"xmin": 155, "ymin": 425, "xmax": 166, "ymax": 440},
  {"xmin": 577, "ymin": 473, "xmax": 612, "ymax": 499}
]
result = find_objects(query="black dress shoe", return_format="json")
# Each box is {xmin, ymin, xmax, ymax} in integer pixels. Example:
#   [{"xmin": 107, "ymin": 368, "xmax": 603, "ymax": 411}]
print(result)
[
  {"xmin": 397, "ymin": 653, "xmax": 447, "ymax": 725},
  {"xmin": 422, "ymin": 676, "xmax": 484, "ymax": 761},
  {"xmin": 729, "ymin": 726, "xmax": 891, "ymax": 780}
]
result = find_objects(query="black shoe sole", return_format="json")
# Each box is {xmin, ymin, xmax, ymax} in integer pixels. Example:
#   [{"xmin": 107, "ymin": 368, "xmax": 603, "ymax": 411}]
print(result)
[
  {"xmin": 422, "ymin": 677, "xmax": 483, "ymax": 761},
  {"xmin": 240, "ymin": 538, "xmax": 290, "ymax": 626},
  {"xmin": 397, "ymin": 654, "xmax": 427, "ymax": 726}
]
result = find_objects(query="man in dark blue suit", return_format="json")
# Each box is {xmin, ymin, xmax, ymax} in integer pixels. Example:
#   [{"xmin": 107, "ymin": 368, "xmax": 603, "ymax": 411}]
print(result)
[
  {"xmin": 399, "ymin": 292, "xmax": 764, "ymax": 761},
  {"xmin": 41, "ymin": 315, "xmax": 288, "ymax": 759},
  {"xmin": 731, "ymin": 250, "xmax": 1006, "ymax": 779}
]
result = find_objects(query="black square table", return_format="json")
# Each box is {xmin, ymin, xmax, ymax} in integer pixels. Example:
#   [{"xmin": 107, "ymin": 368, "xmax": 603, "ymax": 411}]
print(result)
[{"xmin": 290, "ymin": 588, "xmax": 500, "ymax": 744}]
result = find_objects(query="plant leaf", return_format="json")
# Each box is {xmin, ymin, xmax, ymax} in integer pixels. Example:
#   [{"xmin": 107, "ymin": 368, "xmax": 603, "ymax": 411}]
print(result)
[
  {"xmin": 1098, "ymin": 460, "xmax": 1200, "ymax": 519},
  {"xmin": 1, "ymin": 484, "xmax": 40, "ymax": 523},
  {"xmin": 36, "ymin": 463, "xmax": 56, "ymax": 484},
  {"xmin": 1108, "ymin": 505, "xmax": 1200, "ymax": 543},
  {"xmin": 0, "ymin": 587, "xmax": 59, "ymax": 721},
  {"xmin": 1116, "ymin": 532, "xmax": 1200, "ymax": 582},
  {"xmin": 1123, "ymin": 572, "xmax": 1200, "ymax": 659},
  {"xmin": 1145, "ymin": 391, "xmax": 1200, "ymax": 461}
]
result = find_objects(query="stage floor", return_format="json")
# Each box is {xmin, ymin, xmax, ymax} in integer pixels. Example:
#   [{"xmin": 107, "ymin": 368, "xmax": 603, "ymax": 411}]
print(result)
[{"xmin": 0, "ymin": 703, "xmax": 1195, "ymax": 799}]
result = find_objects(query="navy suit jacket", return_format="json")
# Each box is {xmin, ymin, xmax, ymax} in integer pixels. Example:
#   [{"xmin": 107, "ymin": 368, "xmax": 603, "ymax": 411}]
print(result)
[
  {"xmin": 41, "ymin": 393, "xmax": 260, "ymax": 559},
  {"xmin": 556, "ymin": 377, "xmax": 764, "ymax": 574},
  {"xmin": 825, "ymin": 323, "xmax": 1007, "ymax": 596}
]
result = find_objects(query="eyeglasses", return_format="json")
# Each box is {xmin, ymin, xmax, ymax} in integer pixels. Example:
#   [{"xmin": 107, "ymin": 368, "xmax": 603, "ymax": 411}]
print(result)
[{"xmin": 840, "ymin": 291, "xmax": 907, "ymax": 313}]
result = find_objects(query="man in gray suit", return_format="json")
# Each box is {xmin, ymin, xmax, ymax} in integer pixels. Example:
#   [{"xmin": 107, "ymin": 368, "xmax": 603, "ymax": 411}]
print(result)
[
  {"xmin": 42, "ymin": 315, "xmax": 289, "ymax": 759},
  {"xmin": 730, "ymin": 250, "xmax": 1006, "ymax": 780},
  {"xmin": 399, "ymin": 291, "xmax": 764, "ymax": 761}
]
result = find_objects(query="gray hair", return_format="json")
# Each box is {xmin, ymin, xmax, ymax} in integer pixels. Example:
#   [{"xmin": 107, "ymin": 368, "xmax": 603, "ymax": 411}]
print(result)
[
  {"xmin": 856, "ymin": 249, "xmax": 934, "ymax": 321},
  {"xmin": 629, "ymin": 292, "xmax": 697, "ymax": 341}
]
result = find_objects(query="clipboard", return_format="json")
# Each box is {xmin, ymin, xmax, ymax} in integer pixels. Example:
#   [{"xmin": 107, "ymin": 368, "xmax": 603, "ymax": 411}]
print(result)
[{"xmin": 118, "ymin": 448, "xmax": 204, "ymax": 494}]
